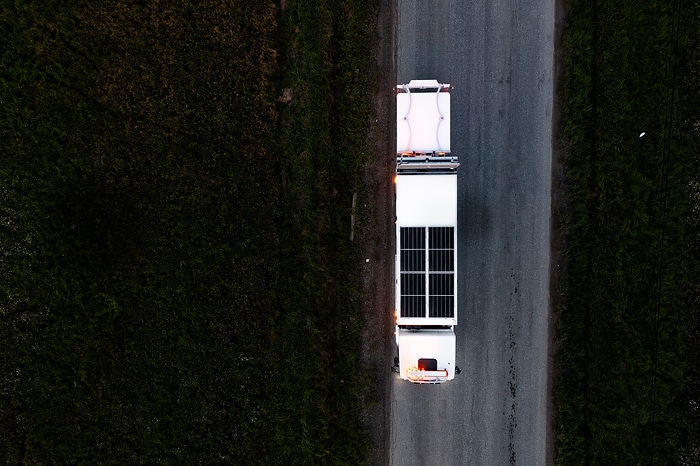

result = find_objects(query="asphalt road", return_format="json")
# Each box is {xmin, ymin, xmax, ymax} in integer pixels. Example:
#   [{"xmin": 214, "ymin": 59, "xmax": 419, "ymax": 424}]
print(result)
[{"xmin": 390, "ymin": 0, "xmax": 555, "ymax": 464}]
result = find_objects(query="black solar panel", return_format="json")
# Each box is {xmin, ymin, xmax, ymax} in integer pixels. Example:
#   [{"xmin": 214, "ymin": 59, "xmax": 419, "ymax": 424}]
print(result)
[
  {"xmin": 401, "ymin": 250, "xmax": 425, "ymax": 272},
  {"xmin": 429, "ymin": 296, "xmax": 454, "ymax": 318},
  {"xmin": 429, "ymin": 273, "xmax": 454, "ymax": 295},
  {"xmin": 401, "ymin": 296, "xmax": 426, "ymax": 317},
  {"xmin": 429, "ymin": 250, "xmax": 453, "ymax": 271},
  {"xmin": 400, "ymin": 227, "xmax": 426, "ymax": 317},
  {"xmin": 429, "ymin": 226, "xmax": 454, "ymax": 249},
  {"xmin": 401, "ymin": 227, "xmax": 425, "ymax": 249},
  {"xmin": 399, "ymin": 227, "xmax": 455, "ymax": 318}
]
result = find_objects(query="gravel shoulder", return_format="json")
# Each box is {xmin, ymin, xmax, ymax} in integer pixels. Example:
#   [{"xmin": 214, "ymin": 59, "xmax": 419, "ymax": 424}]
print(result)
[
  {"xmin": 547, "ymin": 0, "xmax": 567, "ymax": 463},
  {"xmin": 359, "ymin": 0, "xmax": 396, "ymax": 464}
]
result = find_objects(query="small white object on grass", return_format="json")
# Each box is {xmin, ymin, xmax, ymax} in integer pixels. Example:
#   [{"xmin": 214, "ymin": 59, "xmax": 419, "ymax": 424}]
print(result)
[{"xmin": 639, "ymin": 132, "xmax": 646, "ymax": 137}]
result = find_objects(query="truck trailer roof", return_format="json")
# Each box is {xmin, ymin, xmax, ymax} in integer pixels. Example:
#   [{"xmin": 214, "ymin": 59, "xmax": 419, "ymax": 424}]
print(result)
[
  {"xmin": 395, "ymin": 173, "xmax": 457, "ymax": 227},
  {"xmin": 395, "ymin": 173, "xmax": 457, "ymax": 328}
]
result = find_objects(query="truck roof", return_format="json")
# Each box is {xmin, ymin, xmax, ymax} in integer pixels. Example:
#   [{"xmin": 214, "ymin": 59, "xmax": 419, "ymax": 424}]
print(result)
[
  {"xmin": 395, "ymin": 173, "xmax": 457, "ymax": 226},
  {"xmin": 396, "ymin": 81, "xmax": 451, "ymax": 155},
  {"xmin": 393, "ymin": 79, "xmax": 458, "ymax": 384},
  {"xmin": 395, "ymin": 173, "xmax": 458, "ymax": 327}
]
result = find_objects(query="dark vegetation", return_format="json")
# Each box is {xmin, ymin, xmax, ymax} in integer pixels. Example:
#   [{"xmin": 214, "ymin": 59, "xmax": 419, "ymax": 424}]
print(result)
[
  {"xmin": 0, "ymin": 0, "xmax": 377, "ymax": 463},
  {"xmin": 555, "ymin": 0, "xmax": 700, "ymax": 463}
]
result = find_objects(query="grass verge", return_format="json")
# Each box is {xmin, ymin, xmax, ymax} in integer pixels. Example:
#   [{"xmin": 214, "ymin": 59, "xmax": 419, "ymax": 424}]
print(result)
[
  {"xmin": 554, "ymin": 0, "xmax": 700, "ymax": 463},
  {"xmin": 0, "ymin": 0, "xmax": 378, "ymax": 463}
]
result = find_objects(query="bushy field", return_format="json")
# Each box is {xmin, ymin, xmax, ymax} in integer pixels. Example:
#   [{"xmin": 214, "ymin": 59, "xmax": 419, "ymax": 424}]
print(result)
[
  {"xmin": 555, "ymin": 0, "xmax": 700, "ymax": 463},
  {"xmin": 0, "ymin": 0, "xmax": 377, "ymax": 463}
]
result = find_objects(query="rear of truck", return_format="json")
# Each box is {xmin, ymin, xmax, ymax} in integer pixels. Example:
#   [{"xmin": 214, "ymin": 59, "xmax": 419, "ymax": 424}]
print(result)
[{"xmin": 394, "ymin": 80, "xmax": 459, "ymax": 384}]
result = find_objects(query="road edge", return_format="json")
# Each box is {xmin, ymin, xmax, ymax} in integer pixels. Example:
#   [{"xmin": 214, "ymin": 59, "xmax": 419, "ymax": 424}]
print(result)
[
  {"xmin": 547, "ymin": 0, "xmax": 568, "ymax": 464},
  {"xmin": 360, "ymin": 0, "xmax": 396, "ymax": 464}
]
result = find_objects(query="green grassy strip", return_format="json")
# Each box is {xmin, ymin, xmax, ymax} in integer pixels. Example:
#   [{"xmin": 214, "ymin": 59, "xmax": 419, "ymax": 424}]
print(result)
[
  {"xmin": 0, "ymin": 0, "xmax": 377, "ymax": 463},
  {"xmin": 555, "ymin": 0, "xmax": 700, "ymax": 463},
  {"xmin": 270, "ymin": 0, "xmax": 377, "ymax": 463}
]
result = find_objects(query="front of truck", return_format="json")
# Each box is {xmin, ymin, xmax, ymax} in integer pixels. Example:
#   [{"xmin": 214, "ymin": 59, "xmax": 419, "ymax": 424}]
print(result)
[{"xmin": 394, "ymin": 80, "xmax": 458, "ymax": 384}]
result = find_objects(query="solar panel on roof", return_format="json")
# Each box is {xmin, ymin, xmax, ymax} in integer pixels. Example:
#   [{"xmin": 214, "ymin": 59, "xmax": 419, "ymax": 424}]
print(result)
[
  {"xmin": 400, "ymin": 227, "xmax": 425, "ymax": 249},
  {"xmin": 399, "ymin": 227, "xmax": 455, "ymax": 319},
  {"xmin": 400, "ymin": 227, "xmax": 425, "ymax": 317}
]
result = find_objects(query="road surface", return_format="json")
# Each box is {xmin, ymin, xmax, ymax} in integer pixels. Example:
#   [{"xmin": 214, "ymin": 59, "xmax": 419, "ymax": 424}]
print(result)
[{"xmin": 390, "ymin": 0, "xmax": 555, "ymax": 464}]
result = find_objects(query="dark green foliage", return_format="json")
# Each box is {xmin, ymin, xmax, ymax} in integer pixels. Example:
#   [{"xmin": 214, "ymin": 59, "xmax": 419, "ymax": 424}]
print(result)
[
  {"xmin": 268, "ymin": 0, "xmax": 376, "ymax": 463},
  {"xmin": 555, "ymin": 0, "xmax": 700, "ymax": 463},
  {"xmin": 0, "ymin": 0, "xmax": 376, "ymax": 463}
]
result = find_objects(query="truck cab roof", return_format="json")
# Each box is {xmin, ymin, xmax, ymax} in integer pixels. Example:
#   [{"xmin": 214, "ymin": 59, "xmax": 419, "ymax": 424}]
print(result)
[{"xmin": 396, "ymin": 80, "xmax": 451, "ymax": 155}]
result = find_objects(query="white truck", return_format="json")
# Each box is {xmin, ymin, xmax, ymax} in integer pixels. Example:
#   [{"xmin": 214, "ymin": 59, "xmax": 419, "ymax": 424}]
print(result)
[{"xmin": 393, "ymin": 80, "xmax": 459, "ymax": 383}]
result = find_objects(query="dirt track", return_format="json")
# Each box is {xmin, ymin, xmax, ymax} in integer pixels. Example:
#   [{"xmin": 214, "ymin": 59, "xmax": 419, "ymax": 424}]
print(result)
[{"xmin": 358, "ymin": 0, "xmax": 396, "ymax": 464}]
